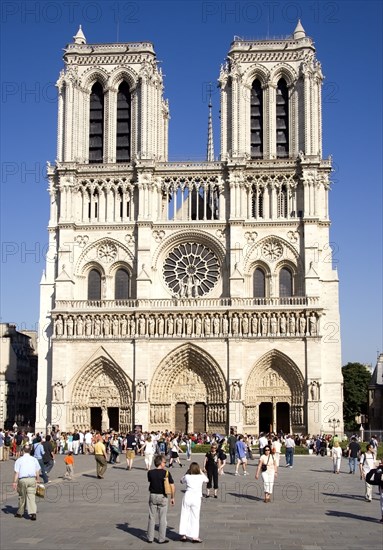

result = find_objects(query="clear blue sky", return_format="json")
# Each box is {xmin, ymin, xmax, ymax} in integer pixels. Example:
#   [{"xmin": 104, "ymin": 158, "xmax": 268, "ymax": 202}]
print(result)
[{"xmin": 1, "ymin": 0, "xmax": 382, "ymax": 367}]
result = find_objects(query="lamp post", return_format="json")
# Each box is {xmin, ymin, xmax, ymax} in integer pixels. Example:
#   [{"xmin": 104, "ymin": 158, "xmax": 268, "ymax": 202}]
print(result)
[{"xmin": 328, "ymin": 418, "xmax": 340, "ymax": 436}]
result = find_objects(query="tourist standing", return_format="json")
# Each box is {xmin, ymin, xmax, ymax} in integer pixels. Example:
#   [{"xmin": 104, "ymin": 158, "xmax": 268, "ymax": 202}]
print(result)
[
  {"xmin": 227, "ymin": 430, "xmax": 237, "ymax": 465},
  {"xmin": 147, "ymin": 454, "xmax": 175, "ymax": 544},
  {"xmin": 359, "ymin": 443, "xmax": 376, "ymax": 502},
  {"xmin": 256, "ymin": 445, "xmax": 278, "ymax": 503},
  {"xmin": 347, "ymin": 436, "xmax": 361, "ymax": 474},
  {"xmin": 271, "ymin": 436, "xmax": 282, "ymax": 467},
  {"xmin": 125, "ymin": 431, "xmax": 138, "ymax": 470},
  {"xmin": 331, "ymin": 440, "xmax": 342, "ymax": 473},
  {"xmin": 179, "ymin": 462, "xmax": 208, "ymax": 542},
  {"xmin": 32, "ymin": 436, "xmax": 49, "ymax": 483},
  {"xmin": 366, "ymin": 458, "xmax": 383, "ymax": 523},
  {"xmin": 285, "ymin": 434, "xmax": 295, "ymax": 468},
  {"xmin": 203, "ymin": 443, "xmax": 222, "ymax": 498},
  {"xmin": 169, "ymin": 436, "xmax": 183, "ymax": 468},
  {"xmin": 13, "ymin": 445, "xmax": 41, "ymax": 520},
  {"xmin": 235, "ymin": 435, "xmax": 248, "ymax": 475},
  {"xmin": 63, "ymin": 451, "xmax": 74, "ymax": 480},
  {"xmin": 94, "ymin": 435, "xmax": 107, "ymax": 479},
  {"xmin": 141, "ymin": 435, "xmax": 156, "ymax": 470}
]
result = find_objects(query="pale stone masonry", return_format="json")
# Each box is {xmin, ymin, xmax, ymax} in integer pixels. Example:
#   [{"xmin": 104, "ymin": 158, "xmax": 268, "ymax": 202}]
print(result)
[{"xmin": 37, "ymin": 22, "xmax": 343, "ymax": 435}]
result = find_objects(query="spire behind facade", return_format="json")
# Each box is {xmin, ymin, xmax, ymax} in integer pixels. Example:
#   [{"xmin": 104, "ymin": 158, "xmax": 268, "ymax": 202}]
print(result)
[{"xmin": 206, "ymin": 87, "xmax": 214, "ymax": 162}]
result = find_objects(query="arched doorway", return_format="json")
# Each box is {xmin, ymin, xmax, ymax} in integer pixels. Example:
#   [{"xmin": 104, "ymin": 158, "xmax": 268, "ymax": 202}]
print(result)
[
  {"xmin": 149, "ymin": 344, "xmax": 227, "ymax": 433},
  {"xmin": 70, "ymin": 354, "xmax": 133, "ymax": 433},
  {"xmin": 245, "ymin": 350, "xmax": 305, "ymax": 434}
]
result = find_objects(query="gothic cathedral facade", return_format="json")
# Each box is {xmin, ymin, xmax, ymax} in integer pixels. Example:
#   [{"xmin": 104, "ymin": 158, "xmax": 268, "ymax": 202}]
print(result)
[{"xmin": 37, "ymin": 22, "xmax": 343, "ymax": 435}]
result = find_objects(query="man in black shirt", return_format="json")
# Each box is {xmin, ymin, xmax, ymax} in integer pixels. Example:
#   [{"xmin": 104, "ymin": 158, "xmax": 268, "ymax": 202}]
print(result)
[
  {"xmin": 347, "ymin": 436, "xmax": 361, "ymax": 474},
  {"xmin": 146, "ymin": 454, "xmax": 175, "ymax": 544}
]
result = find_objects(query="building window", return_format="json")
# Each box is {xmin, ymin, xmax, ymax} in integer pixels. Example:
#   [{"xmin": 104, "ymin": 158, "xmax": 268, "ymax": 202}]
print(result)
[
  {"xmin": 116, "ymin": 81, "xmax": 131, "ymax": 162},
  {"xmin": 89, "ymin": 82, "xmax": 104, "ymax": 163},
  {"xmin": 279, "ymin": 267, "xmax": 293, "ymax": 297},
  {"xmin": 88, "ymin": 269, "xmax": 101, "ymax": 300},
  {"xmin": 115, "ymin": 268, "xmax": 130, "ymax": 299},
  {"xmin": 253, "ymin": 268, "xmax": 266, "ymax": 298},
  {"xmin": 276, "ymin": 78, "xmax": 289, "ymax": 158},
  {"xmin": 251, "ymin": 79, "xmax": 263, "ymax": 159}
]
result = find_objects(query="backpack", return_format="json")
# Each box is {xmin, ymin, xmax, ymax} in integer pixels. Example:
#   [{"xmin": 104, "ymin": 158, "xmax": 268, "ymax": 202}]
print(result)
[
  {"xmin": 4, "ymin": 435, "xmax": 11, "ymax": 447},
  {"xmin": 30, "ymin": 443, "xmax": 35, "ymax": 456}
]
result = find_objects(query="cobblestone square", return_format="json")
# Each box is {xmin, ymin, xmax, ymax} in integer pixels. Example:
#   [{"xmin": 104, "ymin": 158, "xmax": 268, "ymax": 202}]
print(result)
[{"xmin": 1, "ymin": 454, "xmax": 382, "ymax": 549}]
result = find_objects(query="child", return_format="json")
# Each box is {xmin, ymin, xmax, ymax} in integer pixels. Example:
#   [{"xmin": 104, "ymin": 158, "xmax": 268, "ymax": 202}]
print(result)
[{"xmin": 64, "ymin": 451, "xmax": 74, "ymax": 480}]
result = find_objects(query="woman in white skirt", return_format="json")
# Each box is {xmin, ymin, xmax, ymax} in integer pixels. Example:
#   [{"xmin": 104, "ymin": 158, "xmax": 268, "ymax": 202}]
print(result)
[
  {"xmin": 256, "ymin": 445, "xmax": 278, "ymax": 503},
  {"xmin": 179, "ymin": 462, "xmax": 208, "ymax": 543},
  {"xmin": 331, "ymin": 440, "xmax": 342, "ymax": 474}
]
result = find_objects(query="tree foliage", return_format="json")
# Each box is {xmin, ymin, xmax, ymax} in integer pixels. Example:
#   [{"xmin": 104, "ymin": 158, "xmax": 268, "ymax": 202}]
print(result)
[{"xmin": 342, "ymin": 362, "xmax": 371, "ymax": 431}]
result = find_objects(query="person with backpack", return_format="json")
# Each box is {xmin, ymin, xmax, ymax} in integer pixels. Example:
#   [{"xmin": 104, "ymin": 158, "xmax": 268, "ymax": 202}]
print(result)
[
  {"xmin": 31, "ymin": 436, "xmax": 49, "ymax": 484},
  {"xmin": 3, "ymin": 431, "xmax": 12, "ymax": 461},
  {"xmin": 369, "ymin": 435, "xmax": 379, "ymax": 459},
  {"xmin": 366, "ymin": 457, "xmax": 383, "ymax": 523},
  {"xmin": 359, "ymin": 443, "xmax": 376, "ymax": 502}
]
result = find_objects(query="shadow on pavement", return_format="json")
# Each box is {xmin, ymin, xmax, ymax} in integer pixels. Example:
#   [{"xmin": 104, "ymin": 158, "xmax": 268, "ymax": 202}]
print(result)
[{"xmin": 326, "ymin": 510, "xmax": 379, "ymax": 523}]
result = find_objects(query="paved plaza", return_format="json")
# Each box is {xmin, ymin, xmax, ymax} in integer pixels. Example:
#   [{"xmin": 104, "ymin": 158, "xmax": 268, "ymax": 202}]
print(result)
[{"xmin": 1, "ymin": 453, "xmax": 382, "ymax": 550}]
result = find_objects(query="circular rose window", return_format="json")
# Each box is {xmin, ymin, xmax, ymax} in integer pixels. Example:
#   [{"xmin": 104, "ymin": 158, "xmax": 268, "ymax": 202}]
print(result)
[{"xmin": 163, "ymin": 243, "xmax": 220, "ymax": 298}]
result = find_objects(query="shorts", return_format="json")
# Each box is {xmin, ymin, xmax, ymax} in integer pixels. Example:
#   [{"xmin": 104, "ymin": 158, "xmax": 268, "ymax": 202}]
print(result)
[{"xmin": 126, "ymin": 449, "xmax": 135, "ymax": 460}]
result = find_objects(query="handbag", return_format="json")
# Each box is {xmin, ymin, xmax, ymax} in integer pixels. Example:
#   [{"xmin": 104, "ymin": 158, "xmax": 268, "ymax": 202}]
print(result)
[
  {"xmin": 163, "ymin": 470, "xmax": 172, "ymax": 496},
  {"xmin": 261, "ymin": 455, "xmax": 270, "ymax": 472},
  {"xmin": 36, "ymin": 484, "xmax": 45, "ymax": 498}
]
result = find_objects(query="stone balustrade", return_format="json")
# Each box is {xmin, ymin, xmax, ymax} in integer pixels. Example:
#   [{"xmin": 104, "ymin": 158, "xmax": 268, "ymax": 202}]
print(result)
[{"xmin": 54, "ymin": 296, "xmax": 319, "ymax": 310}]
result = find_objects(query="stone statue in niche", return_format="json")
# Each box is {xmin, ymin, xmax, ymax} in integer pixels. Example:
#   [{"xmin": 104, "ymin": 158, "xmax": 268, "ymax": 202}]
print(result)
[
  {"xmin": 299, "ymin": 313, "xmax": 306, "ymax": 335},
  {"xmin": 309, "ymin": 380, "xmax": 319, "ymax": 401},
  {"xmin": 280, "ymin": 313, "xmax": 287, "ymax": 335},
  {"xmin": 158, "ymin": 315, "xmax": 165, "ymax": 336},
  {"xmin": 289, "ymin": 313, "xmax": 296, "ymax": 335},
  {"xmin": 53, "ymin": 383, "xmax": 63, "ymax": 402},
  {"xmin": 76, "ymin": 316, "xmax": 84, "ymax": 336},
  {"xmin": 309, "ymin": 313, "xmax": 317, "ymax": 336},
  {"xmin": 55, "ymin": 316, "xmax": 63, "ymax": 336},
  {"xmin": 85, "ymin": 316, "xmax": 92, "ymax": 336},
  {"xmin": 167, "ymin": 315, "xmax": 174, "ymax": 336},
  {"xmin": 231, "ymin": 381, "xmax": 240, "ymax": 401},
  {"xmin": 195, "ymin": 314, "xmax": 202, "ymax": 336},
  {"xmin": 66, "ymin": 316, "xmax": 74, "ymax": 337}
]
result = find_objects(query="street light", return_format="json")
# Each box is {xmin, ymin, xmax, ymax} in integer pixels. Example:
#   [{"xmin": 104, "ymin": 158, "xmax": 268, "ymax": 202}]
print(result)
[{"xmin": 328, "ymin": 418, "xmax": 340, "ymax": 436}]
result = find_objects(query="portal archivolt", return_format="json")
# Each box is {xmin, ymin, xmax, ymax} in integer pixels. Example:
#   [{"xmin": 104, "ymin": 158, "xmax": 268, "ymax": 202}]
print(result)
[
  {"xmin": 149, "ymin": 343, "xmax": 227, "ymax": 432},
  {"xmin": 245, "ymin": 349, "xmax": 305, "ymax": 432},
  {"xmin": 70, "ymin": 355, "xmax": 133, "ymax": 432}
]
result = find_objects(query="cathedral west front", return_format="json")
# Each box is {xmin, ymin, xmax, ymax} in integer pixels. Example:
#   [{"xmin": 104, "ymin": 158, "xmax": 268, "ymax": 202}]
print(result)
[{"xmin": 36, "ymin": 22, "xmax": 343, "ymax": 436}]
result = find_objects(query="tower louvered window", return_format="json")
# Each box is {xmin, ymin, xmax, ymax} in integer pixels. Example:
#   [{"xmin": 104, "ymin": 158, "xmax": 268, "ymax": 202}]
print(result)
[
  {"xmin": 88, "ymin": 269, "xmax": 101, "ymax": 300},
  {"xmin": 116, "ymin": 81, "xmax": 131, "ymax": 162},
  {"xmin": 276, "ymin": 78, "xmax": 289, "ymax": 158},
  {"xmin": 251, "ymin": 79, "xmax": 263, "ymax": 159},
  {"xmin": 278, "ymin": 184, "xmax": 288, "ymax": 217},
  {"xmin": 89, "ymin": 82, "xmax": 104, "ymax": 163}
]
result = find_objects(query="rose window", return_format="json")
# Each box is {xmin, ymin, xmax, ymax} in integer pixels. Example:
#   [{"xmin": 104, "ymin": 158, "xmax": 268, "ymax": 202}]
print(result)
[
  {"xmin": 97, "ymin": 242, "xmax": 117, "ymax": 262},
  {"xmin": 262, "ymin": 240, "xmax": 283, "ymax": 261},
  {"xmin": 163, "ymin": 243, "xmax": 220, "ymax": 298}
]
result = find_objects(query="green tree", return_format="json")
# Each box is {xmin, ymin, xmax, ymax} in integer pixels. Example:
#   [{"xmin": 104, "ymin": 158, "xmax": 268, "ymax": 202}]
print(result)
[{"xmin": 342, "ymin": 362, "xmax": 371, "ymax": 431}]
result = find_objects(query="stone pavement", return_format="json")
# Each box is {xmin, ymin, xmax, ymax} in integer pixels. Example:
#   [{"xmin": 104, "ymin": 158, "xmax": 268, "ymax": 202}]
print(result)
[{"xmin": 1, "ymin": 453, "xmax": 382, "ymax": 550}]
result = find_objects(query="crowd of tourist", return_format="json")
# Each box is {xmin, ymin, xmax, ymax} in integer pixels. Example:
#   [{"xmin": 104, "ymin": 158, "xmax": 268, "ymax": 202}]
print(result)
[{"xmin": 1, "ymin": 426, "xmax": 382, "ymax": 534}]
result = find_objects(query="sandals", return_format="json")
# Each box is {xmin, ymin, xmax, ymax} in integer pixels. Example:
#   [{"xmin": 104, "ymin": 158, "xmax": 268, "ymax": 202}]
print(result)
[
  {"xmin": 180, "ymin": 536, "xmax": 187, "ymax": 542},
  {"xmin": 192, "ymin": 540, "xmax": 203, "ymax": 544}
]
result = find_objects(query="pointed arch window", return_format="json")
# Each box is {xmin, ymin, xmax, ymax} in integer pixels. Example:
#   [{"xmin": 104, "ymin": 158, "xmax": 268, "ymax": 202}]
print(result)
[
  {"xmin": 253, "ymin": 268, "xmax": 266, "ymax": 298},
  {"xmin": 277, "ymin": 184, "xmax": 288, "ymax": 217},
  {"xmin": 88, "ymin": 269, "xmax": 101, "ymax": 300},
  {"xmin": 116, "ymin": 81, "xmax": 131, "ymax": 162},
  {"xmin": 115, "ymin": 268, "xmax": 130, "ymax": 300},
  {"xmin": 251, "ymin": 79, "xmax": 263, "ymax": 159},
  {"xmin": 279, "ymin": 267, "xmax": 293, "ymax": 297},
  {"xmin": 89, "ymin": 82, "xmax": 104, "ymax": 163},
  {"xmin": 276, "ymin": 78, "xmax": 289, "ymax": 158}
]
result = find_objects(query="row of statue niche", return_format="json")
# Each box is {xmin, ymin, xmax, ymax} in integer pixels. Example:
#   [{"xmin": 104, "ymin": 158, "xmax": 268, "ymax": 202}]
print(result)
[
  {"xmin": 208, "ymin": 406, "xmax": 225, "ymax": 423},
  {"xmin": 150, "ymin": 406, "xmax": 170, "ymax": 424},
  {"xmin": 291, "ymin": 406, "xmax": 303, "ymax": 425},
  {"xmin": 54, "ymin": 311, "xmax": 319, "ymax": 338}
]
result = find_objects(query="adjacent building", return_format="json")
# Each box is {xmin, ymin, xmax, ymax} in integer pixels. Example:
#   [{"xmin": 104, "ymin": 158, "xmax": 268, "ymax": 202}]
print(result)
[
  {"xmin": 0, "ymin": 324, "xmax": 38, "ymax": 429},
  {"xmin": 36, "ymin": 22, "xmax": 343, "ymax": 435}
]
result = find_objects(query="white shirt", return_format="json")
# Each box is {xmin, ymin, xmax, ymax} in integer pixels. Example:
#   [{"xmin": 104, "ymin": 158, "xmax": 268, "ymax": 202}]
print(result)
[
  {"xmin": 180, "ymin": 473, "xmax": 208, "ymax": 497},
  {"xmin": 360, "ymin": 451, "xmax": 375, "ymax": 473},
  {"xmin": 14, "ymin": 454, "xmax": 40, "ymax": 479}
]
